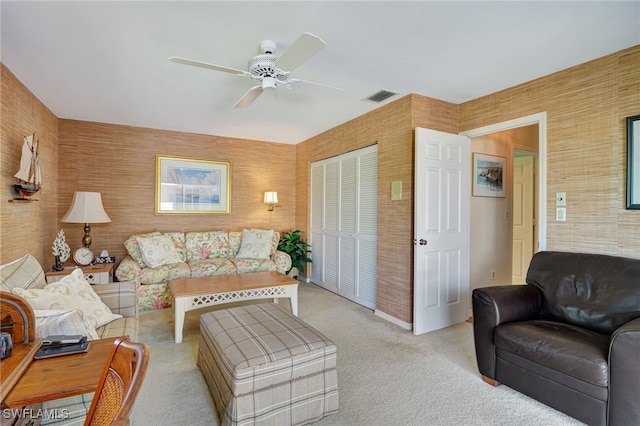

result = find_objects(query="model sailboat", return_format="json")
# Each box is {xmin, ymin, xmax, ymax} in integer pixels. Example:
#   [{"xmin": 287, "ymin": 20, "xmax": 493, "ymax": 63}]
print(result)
[{"xmin": 13, "ymin": 132, "xmax": 41, "ymax": 199}]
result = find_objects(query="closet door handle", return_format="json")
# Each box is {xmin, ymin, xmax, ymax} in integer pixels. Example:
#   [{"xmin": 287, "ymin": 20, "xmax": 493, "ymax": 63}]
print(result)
[{"xmin": 419, "ymin": 239, "xmax": 427, "ymax": 245}]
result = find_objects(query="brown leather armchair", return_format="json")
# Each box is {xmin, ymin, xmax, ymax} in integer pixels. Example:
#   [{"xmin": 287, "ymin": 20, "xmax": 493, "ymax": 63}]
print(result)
[{"xmin": 472, "ymin": 251, "xmax": 640, "ymax": 426}]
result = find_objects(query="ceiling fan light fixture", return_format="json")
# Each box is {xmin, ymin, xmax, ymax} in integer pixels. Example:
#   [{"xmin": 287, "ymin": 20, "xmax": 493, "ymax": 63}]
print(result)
[{"xmin": 262, "ymin": 77, "xmax": 277, "ymax": 90}]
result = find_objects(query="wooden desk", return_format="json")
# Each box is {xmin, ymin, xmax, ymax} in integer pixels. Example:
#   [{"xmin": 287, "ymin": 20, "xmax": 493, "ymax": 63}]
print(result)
[
  {"xmin": 2, "ymin": 338, "xmax": 115, "ymax": 408},
  {"xmin": 0, "ymin": 340, "xmax": 41, "ymax": 403}
]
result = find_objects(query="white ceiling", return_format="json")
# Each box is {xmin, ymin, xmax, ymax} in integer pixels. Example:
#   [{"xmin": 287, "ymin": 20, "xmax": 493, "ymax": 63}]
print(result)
[{"xmin": 2, "ymin": 1, "xmax": 639, "ymax": 144}]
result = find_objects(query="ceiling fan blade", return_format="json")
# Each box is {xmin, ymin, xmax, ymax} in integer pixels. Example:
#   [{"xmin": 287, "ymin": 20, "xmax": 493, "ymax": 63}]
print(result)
[
  {"xmin": 169, "ymin": 56, "xmax": 249, "ymax": 76},
  {"xmin": 234, "ymin": 85, "xmax": 264, "ymax": 108},
  {"xmin": 275, "ymin": 32, "xmax": 326, "ymax": 72},
  {"xmin": 288, "ymin": 78, "xmax": 344, "ymax": 98}
]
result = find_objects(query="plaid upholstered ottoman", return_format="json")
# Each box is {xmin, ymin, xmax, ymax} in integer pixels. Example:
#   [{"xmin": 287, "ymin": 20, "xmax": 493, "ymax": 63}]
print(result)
[{"xmin": 197, "ymin": 303, "xmax": 339, "ymax": 426}]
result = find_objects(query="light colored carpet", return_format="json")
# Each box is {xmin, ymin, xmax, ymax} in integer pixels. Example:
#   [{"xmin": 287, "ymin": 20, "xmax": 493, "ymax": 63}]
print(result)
[{"xmin": 132, "ymin": 281, "xmax": 584, "ymax": 426}]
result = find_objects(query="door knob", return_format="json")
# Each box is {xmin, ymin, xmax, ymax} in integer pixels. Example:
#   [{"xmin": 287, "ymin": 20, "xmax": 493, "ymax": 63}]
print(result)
[{"xmin": 419, "ymin": 239, "xmax": 427, "ymax": 245}]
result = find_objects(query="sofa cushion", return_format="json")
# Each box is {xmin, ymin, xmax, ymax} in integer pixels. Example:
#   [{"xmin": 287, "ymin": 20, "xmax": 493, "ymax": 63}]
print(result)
[
  {"xmin": 526, "ymin": 251, "xmax": 640, "ymax": 334},
  {"xmin": 124, "ymin": 231, "xmax": 162, "ymax": 268},
  {"xmin": 189, "ymin": 258, "xmax": 237, "ymax": 277},
  {"xmin": 229, "ymin": 231, "xmax": 280, "ymax": 258},
  {"xmin": 186, "ymin": 231, "xmax": 229, "ymax": 260},
  {"xmin": 96, "ymin": 317, "xmax": 137, "ymax": 340},
  {"xmin": 231, "ymin": 258, "xmax": 277, "ymax": 274},
  {"xmin": 34, "ymin": 309, "xmax": 100, "ymax": 340},
  {"xmin": 137, "ymin": 260, "xmax": 191, "ymax": 285},
  {"xmin": 235, "ymin": 229, "xmax": 274, "ymax": 259},
  {"xmin": 269, "ymin": 231, "xmax": 280, "ymax": 256},
  {"xmin": 13, "ymin": 269, "xmax": 122, "ymax": 330},
  {"xmin": 0, "ymin": 253, "xmax": 46, "ymax": 292},
  {"xmin": 228, "ymin": 231, "xmax": 243, "ymax": 257},
  {"xmin": 136, "ymin": 234, "xmax": 183, "ymax": 268},
  {"xmin": 163, "ymin": 232, "xmax": 187, "ymax": 261},
  {"xmin": 495, "ymin": 319, "xmax": 610, "ymax": 387},
  {"xmin": 92, "ymin": 281, "xmax": 137, "ymax": 318}
]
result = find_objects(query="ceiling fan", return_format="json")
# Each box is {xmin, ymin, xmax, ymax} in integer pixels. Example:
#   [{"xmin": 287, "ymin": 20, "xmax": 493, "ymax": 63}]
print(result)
[{"xmin": 169, "ymin": 32, "xmax": 342, "ymax": 108}]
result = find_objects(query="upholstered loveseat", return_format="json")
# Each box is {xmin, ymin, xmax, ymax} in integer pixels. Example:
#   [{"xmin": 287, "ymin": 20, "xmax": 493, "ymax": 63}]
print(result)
[
  {"xmin": 1, "ymin": 253, "xmax": 138, "ymax": 424},
  {"xmin": 472, "ymin": 251, "xmax": 640, "ymax": 426},
  {"xmin": 1, "ymin": 253, "xmax": 137, "ymax": 340},
  {"xmin": 115, "ymin": 229, "xmax": 292, "ymax": 310}
]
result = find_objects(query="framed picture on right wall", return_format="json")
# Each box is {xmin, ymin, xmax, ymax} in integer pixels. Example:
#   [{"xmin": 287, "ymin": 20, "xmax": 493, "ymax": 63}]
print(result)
[
  {"xmin": 473, "ymin": 153, "xmax": 506, "ymax": 197},
  {"xmin": 627, "ymin": 114, "xmax": 640, "ymax": 209}
]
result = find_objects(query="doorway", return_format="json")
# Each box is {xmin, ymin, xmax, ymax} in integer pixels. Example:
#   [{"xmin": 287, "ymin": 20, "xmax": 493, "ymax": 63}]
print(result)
[{"xmin": 460, "ymin": 113, "xmax": 547, "ymax": 314}]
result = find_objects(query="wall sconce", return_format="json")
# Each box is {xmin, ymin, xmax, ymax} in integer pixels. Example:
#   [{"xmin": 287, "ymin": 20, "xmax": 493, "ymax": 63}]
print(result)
[
  {"xmin": 61, "ymin": 191, "xmax": 111, "ymax": 248},
  {"xmin": 264, "ymin": 191, "xmax": 280, "ymax": 211}
]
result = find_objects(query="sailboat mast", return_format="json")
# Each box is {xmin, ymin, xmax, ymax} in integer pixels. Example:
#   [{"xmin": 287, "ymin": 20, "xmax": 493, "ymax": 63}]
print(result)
[{"xmin": 13, "ymin": 133, "xmax": 41, "ymax": 186}]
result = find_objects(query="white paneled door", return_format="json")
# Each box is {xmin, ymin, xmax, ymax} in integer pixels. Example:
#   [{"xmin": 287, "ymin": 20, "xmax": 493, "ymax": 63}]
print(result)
[
  {"xmin": 310, "ymin": 145, "xmax": 378, "ymax": 309},
  {"xmin": 512, "ymin": 154, "xmax": 535, "ymax": 284},
  {"xmin": 414, "ymin": 128, "xmax": 470, "ymax": 335}
]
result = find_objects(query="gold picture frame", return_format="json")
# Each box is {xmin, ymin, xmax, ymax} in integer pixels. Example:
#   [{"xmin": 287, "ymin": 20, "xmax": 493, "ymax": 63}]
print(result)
[{"xmin": 155, "ymin": 155, "xmax": 230, "ymax": 214}]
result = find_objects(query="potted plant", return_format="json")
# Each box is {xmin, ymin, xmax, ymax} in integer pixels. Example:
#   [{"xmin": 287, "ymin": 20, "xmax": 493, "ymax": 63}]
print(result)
[{"xmin": 277, "ymin": 230, "xmax": 312, "ymax": 277}]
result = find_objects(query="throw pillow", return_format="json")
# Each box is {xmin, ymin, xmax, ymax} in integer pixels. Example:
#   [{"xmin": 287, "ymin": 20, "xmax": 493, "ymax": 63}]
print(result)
[
  {"xmin": 136, "ymin": 234, "xmax": 183, "ymax": 268},
  {"xmin": 34, "ymin": 309, "xmax": 100, "ymax": 340},
  {"xmin": 0, "ymin": 254, "xmax": 47, "ymax": 292},
  {"xmin": 124, "ymin": 231, "xmax": 162, "ymax": 267},
  {"xmin": 12, "ymin": 269, "xmax": 122, "ymax": 331},
  {"xmin": 235, "ymin": 229, "xmax": 274, "ymax": 260}
]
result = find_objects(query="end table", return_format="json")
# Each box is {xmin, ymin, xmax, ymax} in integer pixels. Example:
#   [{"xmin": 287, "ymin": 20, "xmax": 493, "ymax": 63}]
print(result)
[{"xmin": 45, "ymin": 263, "xmax": 114, "ymax": 285}]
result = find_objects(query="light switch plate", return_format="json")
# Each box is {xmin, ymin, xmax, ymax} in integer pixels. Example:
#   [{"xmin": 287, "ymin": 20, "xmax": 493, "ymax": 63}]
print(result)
[
  {"xmin": 556, "ymin": 207, "xmax": 566, "ymax": 221},
  {"xmin": 556, "ymin": 192, "xmax": 566, "ymax": 206}
]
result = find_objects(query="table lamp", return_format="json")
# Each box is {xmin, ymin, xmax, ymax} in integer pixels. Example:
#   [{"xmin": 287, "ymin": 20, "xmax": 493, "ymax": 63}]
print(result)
[{"xmin": 61, "ymin": 191, "xmax": 111, "ymax": 248}]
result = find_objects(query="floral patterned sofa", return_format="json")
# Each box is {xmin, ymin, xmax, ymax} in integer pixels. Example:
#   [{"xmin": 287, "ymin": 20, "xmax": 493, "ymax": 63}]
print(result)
[{"xmin": 115, "ymin": 229, "xmax": 291, "ymax": 311}]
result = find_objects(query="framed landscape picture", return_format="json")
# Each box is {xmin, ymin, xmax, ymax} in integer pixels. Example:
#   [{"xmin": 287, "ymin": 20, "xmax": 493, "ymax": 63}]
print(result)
[
  {"xmin": 156, "ymin": 155, "xmax": 230, "ymax": 214},
  {"xmin": 472, "ymin": 153, "xmax": 506, "ymax": 197}
]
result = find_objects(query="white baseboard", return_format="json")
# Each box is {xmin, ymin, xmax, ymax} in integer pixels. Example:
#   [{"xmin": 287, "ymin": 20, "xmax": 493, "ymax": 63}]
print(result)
[{"xmin": 374, "ymin": 309, "xmax": 412, "ymax": 330}]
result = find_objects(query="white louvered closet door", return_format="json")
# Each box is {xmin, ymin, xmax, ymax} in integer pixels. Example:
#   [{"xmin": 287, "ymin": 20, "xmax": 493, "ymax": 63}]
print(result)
[{"xmin": 310, "ymin": 144, "xmax": 377, "ymax": 309}]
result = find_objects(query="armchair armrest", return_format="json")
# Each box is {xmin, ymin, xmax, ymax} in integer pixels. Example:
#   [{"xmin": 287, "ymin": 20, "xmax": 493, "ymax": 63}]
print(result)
[
  {"xmin": 608, "ymin": 316, "xmax": 640, "ymax": 425},
  {"xmin": 472, "ymin": 285, "xmax": 541, "ymax": 379},
  {"xmin": 272, "ymin": 250, "xmax": 292, "ymax": 275},
  {"xmin": 115, "ymin": 256, "xmax": 141, "ymax": 282},
  {"xmin": 92, "ymin": 281, "xmax": 138, "ymax": 318}
]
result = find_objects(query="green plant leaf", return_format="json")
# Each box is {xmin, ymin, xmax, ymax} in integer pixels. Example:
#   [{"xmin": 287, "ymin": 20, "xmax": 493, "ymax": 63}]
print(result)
[{"xmin": 278, "ymin": 230, "xmax": 312, "ymax": 273}]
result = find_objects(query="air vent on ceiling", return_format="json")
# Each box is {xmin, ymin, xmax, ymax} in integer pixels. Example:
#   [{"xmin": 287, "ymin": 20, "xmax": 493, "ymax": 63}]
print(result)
[{"xmin": 363, "ymin": 89, "xmax": 399, "ymax": 103}]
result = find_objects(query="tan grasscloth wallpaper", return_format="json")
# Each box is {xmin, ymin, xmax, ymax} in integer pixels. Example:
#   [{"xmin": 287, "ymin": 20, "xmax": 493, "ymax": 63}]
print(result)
[{"xmin": 2, "ymin": 44, "xmax": 639, "ymax": 325}]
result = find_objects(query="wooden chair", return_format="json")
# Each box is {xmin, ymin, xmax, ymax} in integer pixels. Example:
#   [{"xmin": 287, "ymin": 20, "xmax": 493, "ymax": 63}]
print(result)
[
  {"xmin": 84, "ymin": 336, "xmax": 150, "ymax": 426},
  {"xmin": 0, "ymin": 291, "xmax": 36, "ymax": 344}
]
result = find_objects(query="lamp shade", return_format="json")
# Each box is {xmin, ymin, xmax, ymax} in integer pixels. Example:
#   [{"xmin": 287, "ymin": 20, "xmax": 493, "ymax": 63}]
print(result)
[
  {"xmin": 264, "ymin": 191, "xmax": 278, "ymax": 204},
  {"xmin": 61, "ymin": 192, "xmax": 111, "ymax": 223}
]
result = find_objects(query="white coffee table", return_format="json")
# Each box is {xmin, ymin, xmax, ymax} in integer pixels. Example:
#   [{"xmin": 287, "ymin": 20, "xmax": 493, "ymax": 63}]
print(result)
[{"xmin": 169, "ymin": 271, "xmax": 299, "ymax": 343}]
